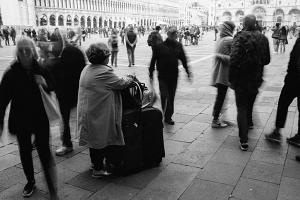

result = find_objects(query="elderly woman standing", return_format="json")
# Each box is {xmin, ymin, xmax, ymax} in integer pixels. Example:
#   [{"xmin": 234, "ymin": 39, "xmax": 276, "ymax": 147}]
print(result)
[
  {"xmin": 211, "ymin": 21, "xmax": 235, "ymax": 128},
  {"xmin": 77, "ymin": 43, "xmax": 133, "ymax": 178},
  {"xmin": 0, "ymin": 37, "xmax": 58, "ymax": 199}
]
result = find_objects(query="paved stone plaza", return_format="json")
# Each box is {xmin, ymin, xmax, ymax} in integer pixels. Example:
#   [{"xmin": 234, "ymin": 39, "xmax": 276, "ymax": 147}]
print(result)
[{"xmin": 0, "ymin": 32, "xmax": 300, "ymax": 200}]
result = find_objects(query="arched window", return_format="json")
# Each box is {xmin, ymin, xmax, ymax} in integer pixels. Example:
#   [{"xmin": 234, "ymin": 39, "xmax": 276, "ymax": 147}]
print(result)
[
  {"xmin": 87, "ymin": 16, "xmax": 91, "ymax": 28},
  {"xmin": 50, "ymin": 14, "xmax": 56, "ymax": 26},
  {"xmin": 93, "ymin": 17, "xmax": 97, "ymax": 28},
  {"xmin": 74, "ymin": 16, "xmax": 79, "ymax": 26},
  {"xmin": 66, "ymin": 15, "xmax": 72, "ymax": 26},
  {"xmin": 58, "ymin": 15, "xmax": 64, "ymax": 26},
  {"xmin": 81, "ymin": 16, "xmax": 85, "ymax": 27},
  {"xmin": 40, "ymin": 14, "xmax": 48, "ymax": 26},
  {"xmin": 99, "ymin": 17, "xmax": 103, "ymax": 28}
]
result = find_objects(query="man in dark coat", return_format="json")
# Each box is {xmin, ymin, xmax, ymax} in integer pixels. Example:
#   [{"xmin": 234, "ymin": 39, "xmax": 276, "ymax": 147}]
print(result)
[
  {"xmin": 51, "ymin": 44, "xmax": 86, "ymax": 156},
  {"xmin": 265, "ymin": 35, "xmax": 300, "ymax": 156},
  {"xmin": 229, "ymin": 14, "xmax": 270, "ymax": 151},
  {"xmin": 149, "ymin": 27, "xmax": 192, "ymax": 125}
]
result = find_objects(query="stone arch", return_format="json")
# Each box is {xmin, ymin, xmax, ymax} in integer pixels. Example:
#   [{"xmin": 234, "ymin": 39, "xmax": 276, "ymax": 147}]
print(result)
[
  {"xmin": 50, "ymin": 14, "xmax": 56, "ymax": 26},
  {"xmin": 222, "ymin": 11, "xmax": 232, "ymax": 21},
  {"xmin": 288, "ymin": 8, "xmax": 300, "ymax": 25},
  {"xmin": 99, "ymin": 17, "xmax": 103, "ymax": 28},
  {"xmin": 74, "ymin": 15, "xmax": 79, "ymax": 26},
  {"xmin": 66, "ymin": 15, "xmax": 72, "ymax": 26},
  {"xmin": 93, "ymin": 16, "xmax": 97, "ymax": 28},
  {"xmin": 104, "ymin": 19, "xmax": 108, "ymax": 27},
  {"xmin": 109, "ymin": 18, "xmax": 112, "ymax": 28},
  {"xmin": 81, "ymin": 16, "xmax": 85, "ymax": 27},
  {"xmin": 87, "ymin": 16, "xmax": 91, "ymax": 28},
  {"xmin": 40, "ymin": 14, "xmax": 48, "ymax": 26},
  {"xmin": 58, "ymin": 15, "xmax": 64, "ymax": 26}
]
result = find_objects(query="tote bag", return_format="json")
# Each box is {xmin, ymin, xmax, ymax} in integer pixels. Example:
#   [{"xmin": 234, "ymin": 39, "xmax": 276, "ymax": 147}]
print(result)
[{"xmin": 38, "ymin": 85, "xmax": 63, "ymax": 127}]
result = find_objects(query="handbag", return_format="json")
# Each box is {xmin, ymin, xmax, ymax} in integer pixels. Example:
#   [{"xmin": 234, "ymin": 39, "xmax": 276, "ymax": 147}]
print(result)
[{"xmin": 38, "ymin": 85, "xmax": 63, "ymax": 126}]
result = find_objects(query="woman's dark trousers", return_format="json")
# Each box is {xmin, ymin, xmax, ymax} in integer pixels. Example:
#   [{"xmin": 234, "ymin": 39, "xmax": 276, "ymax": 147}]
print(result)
[
  {"xmin": 275, "ymin": 82, "xmax": 300, "ymax": 132},
  {"xmin": 58, "ymin": 98, "xmax": 73, "ymax": 148},
  {"xmin": 212, "ymin": 84, "xmax": 228, "ymax": 120},
  {"xmin": 16, "ymin": 125, "xmax": 56, "ymax": 195},
  {"xmin": 235, "ymin": 89, "xmax": 258, "ymax": 143},
  {"xmin": 158, "ymin": 78, "xmax": 178, "ymax": 121}
]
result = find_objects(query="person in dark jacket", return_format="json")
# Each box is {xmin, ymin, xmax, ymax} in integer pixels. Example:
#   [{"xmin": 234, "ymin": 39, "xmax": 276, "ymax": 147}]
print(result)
[
  {"xmin": 51, "ymin": 40, "xmax": 86, "ymax": 156},
  {"xmin": 125, "ymin": 26, "xmax": 137, "ymax": 67},
  {"xmin": 0, "ymin": 37, "xmax": 58, "ymax": 199},
  {"xmin": 265, "ymin": 36, "xmax": 300, "ymax": 154},
  {"xmin": 10, "ymin": 27, "xmax": 16, "ymax": 45},
  {"xmin": 3, "ymin": 27, "xmax": 10, "ymax": 46},
  {"xmin": 229, "ymin": 15, "xmax": 270, "ymax": 151},
  {"xmin": 149, "ymin": 27, "xmax": 192, "ymax": 125}
]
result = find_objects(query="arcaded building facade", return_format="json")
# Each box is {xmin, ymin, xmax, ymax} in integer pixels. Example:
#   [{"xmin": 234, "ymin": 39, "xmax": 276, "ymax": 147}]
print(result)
[
  {"xmin": 210, "ymin": 0, "xmax": 300, "ymax": 26},
  {"xmin": 0, "ymin": 0, "xmax": 180, "ymax": 29}
]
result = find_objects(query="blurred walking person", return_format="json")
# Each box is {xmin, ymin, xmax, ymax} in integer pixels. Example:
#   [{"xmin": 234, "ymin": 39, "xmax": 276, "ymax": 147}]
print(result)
[
  {"xmin": 10, "ymin": 27, "xmax": 16, "ymax": 45},
  {"xmin": 3, "ymin": 27, "xmax": 10, "ymax": 46},
  {"xmin": 0, "ymin": 37, "xmax": 58, "ymax": 199},
  {"xmin": 229, "ymin": 15, "xmax": 270, "ymax": 151},
  {"xmin": 279, "ymin": 26, "xmax": 288, "ymax": 54},
  {"xmin": 211, "ymin": 21, "xmax": 235, "ymax": 128},
  {"xmin": 108, "ymin": 30, "xmax": 119, "ymax": 67},
  {"xmin": 125, "ymin": 26, "xmax": 137, "ymax": 67},
  {"xmin": 265, "ymin": 34, "xmax": 300, "ymax": 150},
  {"xmin": 149, "ymin": 27, "xmax": 192, "ymax": 125},
  {"xmin": 272, "ymin": 23, "xmax": 281, "ymax": 53}
]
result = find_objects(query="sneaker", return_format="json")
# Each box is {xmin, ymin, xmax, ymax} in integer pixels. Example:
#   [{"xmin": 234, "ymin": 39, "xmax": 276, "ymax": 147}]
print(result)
[
  {"xmin": 23, "ymin": 181, "xmax": 36, "ymax": 198},
  {"xmin": 240, "ymin": 143, "xmax": 249, "ymax": 151},
  {"xmin": 211, "ymin": 119, "xmax": 228, "ymax": 128},
  {"xmin": 164, "ymin": 119, "xmax": 175, "ymax": 125},
  {"xmin": 265, "ymin": 131, "xmax": 282, "ymax": 143},
  {"xmin": 92, "ymin": 169, "xmax": 112, "ymax": 178},
  {"xmin": 287, "ymin": 134, "xmax": 300, "ymax": 147},
  {"xmin": 55, "ymin": 146, "xmax": 73, "ymax": 156}
]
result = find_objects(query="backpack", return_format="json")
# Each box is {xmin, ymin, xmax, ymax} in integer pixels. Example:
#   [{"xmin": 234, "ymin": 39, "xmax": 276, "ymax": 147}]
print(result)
[
  {"xmin": 111, "ymin": 38, "xmax": 118, "ymax": 48},
  {"xmin": 147, "ymin": 32, "xmax": 161, "ymax": 46}
]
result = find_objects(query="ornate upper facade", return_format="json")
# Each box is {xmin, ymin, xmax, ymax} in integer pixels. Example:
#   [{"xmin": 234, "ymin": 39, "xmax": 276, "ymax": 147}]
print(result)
[
  {"xmin": 0, "ymin": 0, "xmax": 180, "ymax": 29},
  {"xmin": 209, "ymin": 0, "xmax": 300, "ymax": 26}
]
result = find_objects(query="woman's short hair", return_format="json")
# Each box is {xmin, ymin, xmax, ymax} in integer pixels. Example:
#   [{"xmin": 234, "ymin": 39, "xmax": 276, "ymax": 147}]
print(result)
[
  {"xmin": 15, "ymin": 37, "xmax": 38, "ymax": 61},
  {"xmin": 86, "ymin": 43, "xmax": 111, "ymax": 65}
]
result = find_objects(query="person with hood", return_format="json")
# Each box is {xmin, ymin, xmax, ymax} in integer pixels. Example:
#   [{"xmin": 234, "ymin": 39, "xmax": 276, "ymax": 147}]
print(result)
[
  {"xmin": 108, "ymin": 30, "xmax": 119, "ymax": 67},
  {"xmin": 211, "ymin": 21, "xmax": 235, "ymax": 128},
  {"xmin": 229, "ymin": 15, "xmax": 270, "ymax": 151}
]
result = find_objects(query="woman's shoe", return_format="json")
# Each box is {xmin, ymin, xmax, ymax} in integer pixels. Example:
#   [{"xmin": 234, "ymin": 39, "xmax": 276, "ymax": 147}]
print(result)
[
  {"xmin": 23, "ymin": 180, "xmax": 36, "ymax": 198},
  {"xmin": 211, "ymin": 119, "xmax": 228, "ymax": 128}
]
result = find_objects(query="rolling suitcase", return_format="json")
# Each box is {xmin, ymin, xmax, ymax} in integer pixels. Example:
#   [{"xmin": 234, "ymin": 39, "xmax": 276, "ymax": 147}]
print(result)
[
  {"xmin": 106, "ymin": 109, "xmax": 144, "ymax": 175},
  {"xmin": 141, "ymin": 107, "xmax": 165, "ymax": 168}
]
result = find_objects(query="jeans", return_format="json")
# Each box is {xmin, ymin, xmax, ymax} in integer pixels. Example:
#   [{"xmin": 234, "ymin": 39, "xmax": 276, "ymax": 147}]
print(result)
[
  {"xmin": 158, "ymin": 78, "xmax": 178, "ymax": 120},
  {"xmin": 111, "ymin": 51, "xmax": 118, "ymax": 66},
  {"xmin": 235, "ymin": 89, "xmax": 258, "ymax": 143},
  {"xmin": 16, "ymin": 125, "xmax": 56, "ymax": 195},
  {"xmin": 212, "ymin": 84, "xmax": 228, "ymax": 120},
  {"xmin": 126, "ymin": 45, "xmax": 136, "ymax": 65},
  {"xmin": 275, "ymin": 83, "xmax": 300, "ymax": 132}
]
